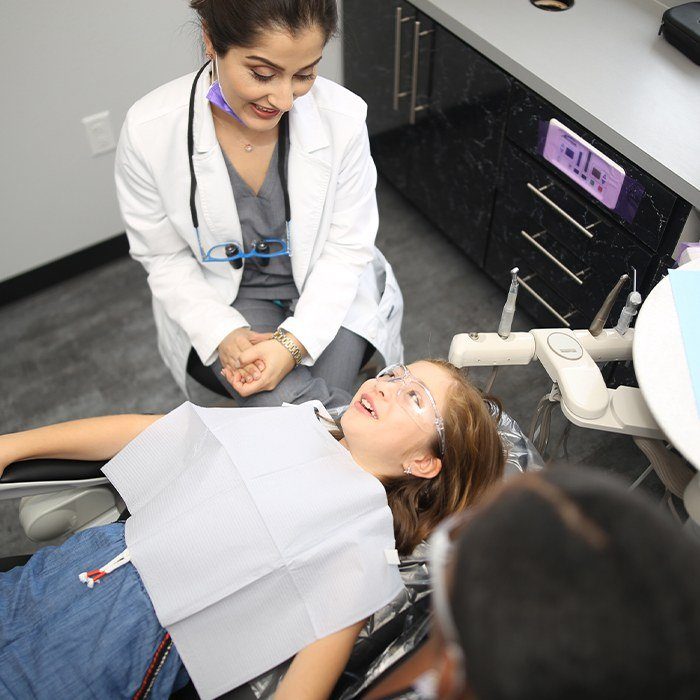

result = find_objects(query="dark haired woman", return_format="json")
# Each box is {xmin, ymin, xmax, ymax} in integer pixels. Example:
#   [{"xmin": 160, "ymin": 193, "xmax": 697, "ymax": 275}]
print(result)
[
  {"xmin": 115, "ymin": 0, "xmax": 402, "ymax": 408},
  {"xmin": 0, "ymin": 361, "xmax": 505, "ymax": 698}
]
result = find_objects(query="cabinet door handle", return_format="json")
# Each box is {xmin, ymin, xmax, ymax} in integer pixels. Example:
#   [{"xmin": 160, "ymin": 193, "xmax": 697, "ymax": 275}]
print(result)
[
  {"xmin": 526, "ymin": 182, "xmax": 600, "ymax": 240},
  {"xmin": 520, "ymin": 230, "xmax": 584, "ymax": 285},
  {"xmin": 517, "ymin": 274, "xmax": 573, "ymax": 327},
  {"xmin": 393, "ymin": 6, "xmax": 414, "ymax": 110},
  {"xmin": 409, "ymin": 20, "xmax": 433, "ymax": 124}
]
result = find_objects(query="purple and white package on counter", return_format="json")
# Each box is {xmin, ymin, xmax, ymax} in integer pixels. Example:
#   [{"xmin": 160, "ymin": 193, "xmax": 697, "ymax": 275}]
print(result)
[{"xmin": 538, "ymin": 119, "xmax": 645, "ymax": 224}]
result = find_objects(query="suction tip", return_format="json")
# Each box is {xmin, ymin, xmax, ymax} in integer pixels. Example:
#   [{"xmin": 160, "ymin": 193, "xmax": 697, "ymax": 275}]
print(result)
[{"xmin": 510, "ymin": 267, "xmax": 519, "ymax": 275}]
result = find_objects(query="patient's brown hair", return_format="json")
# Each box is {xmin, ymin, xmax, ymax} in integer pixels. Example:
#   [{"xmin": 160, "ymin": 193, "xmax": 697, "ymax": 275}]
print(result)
[{"xmin": 382, "ymin": 360, "xmax": 506, "ymax": 554}]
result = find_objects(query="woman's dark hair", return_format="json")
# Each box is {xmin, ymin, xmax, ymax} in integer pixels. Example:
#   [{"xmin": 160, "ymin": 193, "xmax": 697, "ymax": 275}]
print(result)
[
  {"xmin": 449, "ymin": 468, "xmax": 700, "ymax": 700},
  {"xmin": 190, "ymin": 0, "xmax": 338, "ymax": 54},
  {"xmin": 383, "ymin": 360, "xmax": 506, "ymax": 555}
]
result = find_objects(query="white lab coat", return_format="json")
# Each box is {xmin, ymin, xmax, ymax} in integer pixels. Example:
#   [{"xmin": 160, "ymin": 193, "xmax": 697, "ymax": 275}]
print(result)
[{"xmin": 115, "ymin": 70, "xmax": 404, "ymax": 393}]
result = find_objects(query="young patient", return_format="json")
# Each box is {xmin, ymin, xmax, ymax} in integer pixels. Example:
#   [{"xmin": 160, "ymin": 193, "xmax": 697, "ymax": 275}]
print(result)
[{"xmin": 0, "ymin": 360, "xmax": 505, "ymax": 700}]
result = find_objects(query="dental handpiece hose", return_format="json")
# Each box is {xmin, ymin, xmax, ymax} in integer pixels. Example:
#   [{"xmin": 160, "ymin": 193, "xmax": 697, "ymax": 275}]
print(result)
[{"xmin": 498, "ymin": 268, "xmax": 519, "ymax": 339}]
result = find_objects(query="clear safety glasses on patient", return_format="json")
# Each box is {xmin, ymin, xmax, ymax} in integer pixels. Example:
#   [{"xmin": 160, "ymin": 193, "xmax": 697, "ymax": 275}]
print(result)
[
  {"xmin": 376, "ymin": 364, "xmax": 446, "ymax": 457},
  {"xmin": 187, "ymin": 60, "xmax": 293, "ymax": 268}
]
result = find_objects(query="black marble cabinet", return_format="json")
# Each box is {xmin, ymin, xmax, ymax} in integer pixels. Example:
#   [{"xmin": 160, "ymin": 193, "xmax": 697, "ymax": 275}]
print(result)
[
  {"xmin": 343, "ymin": 1, "xmax": 692, "ymax": 330},
  {"xmin": 505, "ymin": 84, "xmax": 686, "ymax": 256},
  {"xmin": 486, "ymin": 142, "xmax": 653, "ymax": 328},
  {"xmin": 402, "ymin": 25, "xmax": 512, "ymax": 265},
  {"xmin": 343, "ymin": 0, "xmax": 511, "ymax": 265},
  {"xmin": 343, "ymin": 0, "xmax": 420, "ymax": 194},
  {"xmin": 485, "ymin": 84, "xmax": 690, "ymax": 328}
]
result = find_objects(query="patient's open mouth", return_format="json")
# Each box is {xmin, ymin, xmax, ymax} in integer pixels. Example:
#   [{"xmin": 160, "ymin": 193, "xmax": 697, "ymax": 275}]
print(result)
[{"xmin": 355, "ymin": 394, "xmax": 378, "ymax": 419}]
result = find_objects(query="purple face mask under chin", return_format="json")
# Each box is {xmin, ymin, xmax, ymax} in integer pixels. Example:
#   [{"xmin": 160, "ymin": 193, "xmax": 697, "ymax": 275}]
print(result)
[{"xmin": 206, "ymin": 80, "xmax": 245, "ymax": 125}]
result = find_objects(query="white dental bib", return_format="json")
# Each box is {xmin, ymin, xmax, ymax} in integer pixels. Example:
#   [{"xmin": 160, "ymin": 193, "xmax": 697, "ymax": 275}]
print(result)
[{"xmin": 103, "ymin": 401, "xmax": 404, "ymax": 699}]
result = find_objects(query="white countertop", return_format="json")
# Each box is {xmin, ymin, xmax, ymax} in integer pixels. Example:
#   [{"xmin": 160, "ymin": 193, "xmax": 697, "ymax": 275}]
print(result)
[
  {"xmin": 634, "ymin": 259, "xmax": 700, "ymax": 470},
  {"xmin": 411, "ymin": 0, "xmax": 700, "ymax": 210}
]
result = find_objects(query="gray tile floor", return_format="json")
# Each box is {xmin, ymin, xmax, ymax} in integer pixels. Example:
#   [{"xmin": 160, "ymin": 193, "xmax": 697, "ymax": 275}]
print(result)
[{"xmin": 0, "ymin": 177, "xmax": 654, "ymax": 557}]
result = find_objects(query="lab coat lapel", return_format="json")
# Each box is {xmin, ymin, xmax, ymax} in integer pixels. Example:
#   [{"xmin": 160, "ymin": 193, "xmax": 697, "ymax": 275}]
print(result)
[
  {"xmin": 288, "ymin": 94, "xmax": 331, "ymax": 288},
  {"xmin": 189, "ymin": 74, "xmax": 331, "ymax": 287},
  {"xmin": 191, "ymin": 73, "xmax": 243, "ymax": 262}
]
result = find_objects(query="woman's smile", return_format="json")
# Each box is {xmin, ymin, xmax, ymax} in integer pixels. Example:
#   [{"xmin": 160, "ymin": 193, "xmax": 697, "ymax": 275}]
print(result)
[{"xmin": 249, "ymin": 102, "xmax": 281, "ymax": 119}]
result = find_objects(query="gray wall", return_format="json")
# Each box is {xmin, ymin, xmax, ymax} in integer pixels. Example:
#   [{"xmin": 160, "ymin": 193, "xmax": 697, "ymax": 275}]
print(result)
[{"xmin": 0, "ymin": 0, "xmax": 344, "ymax": 284}]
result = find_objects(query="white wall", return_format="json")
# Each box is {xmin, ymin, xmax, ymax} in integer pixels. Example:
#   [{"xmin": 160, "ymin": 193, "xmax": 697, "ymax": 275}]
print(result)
[
  {"xmin": 319, "ymin": 0, "xmax": 344, "ymax": 85},
  {"xmin": 0, "ymin": 1, "xmax": 198, "ymax": 283},
  {"xmin": 0, "ymin": 1, "xmax": 344, "ymax": 284}
]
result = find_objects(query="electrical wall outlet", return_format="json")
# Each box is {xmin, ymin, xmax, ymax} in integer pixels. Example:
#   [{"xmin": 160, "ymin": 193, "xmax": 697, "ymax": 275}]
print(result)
[{"xmin": 82, "ymin": 111, "xmax": 116, "ymax": 156}]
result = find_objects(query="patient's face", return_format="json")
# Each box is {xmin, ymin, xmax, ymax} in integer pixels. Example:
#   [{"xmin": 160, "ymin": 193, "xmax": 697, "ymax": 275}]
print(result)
[{"xmin": 341, "ymin": 361, "xmax": 454, "ymax": 477}]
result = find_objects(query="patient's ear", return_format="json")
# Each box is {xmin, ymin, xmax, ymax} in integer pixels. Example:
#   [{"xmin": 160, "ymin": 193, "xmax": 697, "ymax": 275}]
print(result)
[{"xmin": 404, "ymin": 453, "xmax": 442, "ymax": 479}]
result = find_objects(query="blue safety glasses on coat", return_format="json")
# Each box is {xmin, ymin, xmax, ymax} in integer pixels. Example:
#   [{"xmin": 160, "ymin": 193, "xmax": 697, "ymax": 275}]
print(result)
[
  {"xmin": 187, "ymin": 61, "xmax": 292, "ymax": 268},
  {"xmin": 193, "ymin": 227, "xmax": 290, "ymax": 269}
]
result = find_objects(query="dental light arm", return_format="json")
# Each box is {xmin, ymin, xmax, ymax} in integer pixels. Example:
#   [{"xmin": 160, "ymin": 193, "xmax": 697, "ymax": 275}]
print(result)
[
  {"xmin": 450, "ymin": 273, "xmax": 660, "ymax": 439},
  {"xmin": 450, "ymin": 326, "xmax": 660, "ymax": 439}
]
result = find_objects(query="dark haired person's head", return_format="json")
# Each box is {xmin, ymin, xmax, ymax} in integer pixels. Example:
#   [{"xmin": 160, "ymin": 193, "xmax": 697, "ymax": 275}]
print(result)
[
  {"xmin": 433, "ymin": 468, "xmax": 700, "ymax": 700},
  {"xmin": 190, "ymin": 0, "xmax": 338, "ymax": 132}
]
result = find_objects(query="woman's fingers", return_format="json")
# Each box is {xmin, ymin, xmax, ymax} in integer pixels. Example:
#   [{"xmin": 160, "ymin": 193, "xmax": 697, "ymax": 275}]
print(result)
[
  {"xmin": 249, "ymin": 331, "xmax": 274, "ymax": 344},
  {"xmin": 231, "ymin": 374, "xmax": 261, "ymax": 397},
  {"xmin": 241, "ymin": 362, "xmax": 262, "ymax": 382},
  {"xmin": 237, "ymin": 365, "xmax": 253, "ymax": 383},
  {"xmin": 232, "ymin": 338, "xmax": 254, "ymax": 369},
  {"xmin": 220, "ymin": 366, "xmax": 236, "ymax": 386},
  {"xmin": 219, "ymin": 328, "xmax": 257, "ymax": 370},
  {"xmin": 222, "ymin": 363, "xmax": 262, "ymax": 386}
]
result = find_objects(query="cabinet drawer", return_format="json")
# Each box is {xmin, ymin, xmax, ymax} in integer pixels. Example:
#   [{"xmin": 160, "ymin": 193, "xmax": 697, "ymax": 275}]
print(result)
[
  {"xmin": 484, "ymin": 243, "xmax": 585, "ymax": 329},
  {"xmin": 489, "ymin": 192, "xmax": 651, "ymax": 323},
  {"xmin": 497, "ymin": 142, "xmax": 653, "ymax": 298},
  {"xmin": 507, "ymin": 82, "xmax": 678, "ymax": 251}
]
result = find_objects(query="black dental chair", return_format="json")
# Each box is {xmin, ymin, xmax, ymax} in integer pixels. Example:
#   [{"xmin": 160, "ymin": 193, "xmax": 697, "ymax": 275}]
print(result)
[
  {"xmin": 0, "ymin": 412, "xmax": 540, "ymax": 699},
  {"xmin": 0, "ymin": 457, "xmax": 431, "ymax": 700}
]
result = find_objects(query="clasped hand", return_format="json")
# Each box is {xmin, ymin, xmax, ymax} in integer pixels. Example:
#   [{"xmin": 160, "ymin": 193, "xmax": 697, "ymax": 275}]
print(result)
[{"xmin": 218, "ymin": 328, "xmax": 302, "ymax": 397}]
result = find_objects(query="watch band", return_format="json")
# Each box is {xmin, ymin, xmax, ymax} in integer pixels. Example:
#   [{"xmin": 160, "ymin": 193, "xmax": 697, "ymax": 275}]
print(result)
[{"xmin": 272, "ymin": 329, "xmax": 303, "ymax": 366}]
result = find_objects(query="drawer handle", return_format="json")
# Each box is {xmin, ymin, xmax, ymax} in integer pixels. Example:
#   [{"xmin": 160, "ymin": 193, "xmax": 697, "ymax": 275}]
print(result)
[
  {"xmin": 526, "ymin": 182, "xmax": 600, "ymax": 240},
  {"xmin": 409, "ymin": 20, "xmax": 433, "ymax": 124},
  {"xmin": 520, "ymin": 230, "xmax": 584, "ymax": 286},
  {"xmin": 518, "ymin": 274, "xmax": 573, "ymax": 327},
  {"xmin": 393, "ymin": 6, "xmax": 414, "ymax": 110}
]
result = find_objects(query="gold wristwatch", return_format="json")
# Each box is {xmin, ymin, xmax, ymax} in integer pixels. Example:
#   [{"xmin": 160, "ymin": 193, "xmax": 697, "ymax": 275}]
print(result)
[{"xmin": 272, "ymin": 329, "xmax": 303, "ymax": 366}]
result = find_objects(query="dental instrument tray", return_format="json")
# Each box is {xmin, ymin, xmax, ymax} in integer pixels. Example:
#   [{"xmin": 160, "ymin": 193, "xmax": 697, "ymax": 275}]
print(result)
[{"xmin": 659, "ymin": 2, "xmax": 700, "ymax": 65}]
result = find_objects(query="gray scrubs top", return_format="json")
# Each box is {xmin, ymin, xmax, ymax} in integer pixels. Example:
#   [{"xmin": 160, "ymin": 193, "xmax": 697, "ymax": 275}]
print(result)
[{"xmin": 223, "ymin": 143, "xmax": 297, "ymax": 300}]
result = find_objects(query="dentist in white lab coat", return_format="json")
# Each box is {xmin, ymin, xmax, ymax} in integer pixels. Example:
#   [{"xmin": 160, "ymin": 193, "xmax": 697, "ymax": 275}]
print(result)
[{"xmin": 115, "ymin": 0, "xmax": 403, "ymax": 408}]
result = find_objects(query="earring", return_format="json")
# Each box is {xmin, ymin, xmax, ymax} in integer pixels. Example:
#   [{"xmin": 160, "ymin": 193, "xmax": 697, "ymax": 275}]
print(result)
[{"xmin": 403, "ymin": 466, "xmax": 412, "ymax": 476}]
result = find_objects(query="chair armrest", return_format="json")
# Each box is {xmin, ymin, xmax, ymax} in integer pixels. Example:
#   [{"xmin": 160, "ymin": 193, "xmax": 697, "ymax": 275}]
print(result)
[{"xmin": 1, "ymin": 458, "xmax": 107, "ymax": 484}]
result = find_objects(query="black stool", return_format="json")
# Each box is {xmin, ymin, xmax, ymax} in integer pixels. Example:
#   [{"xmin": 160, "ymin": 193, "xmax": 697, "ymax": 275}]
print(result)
[{"xmin": 186, "ymin": 348, "xmax": 231, "ymax": 398}]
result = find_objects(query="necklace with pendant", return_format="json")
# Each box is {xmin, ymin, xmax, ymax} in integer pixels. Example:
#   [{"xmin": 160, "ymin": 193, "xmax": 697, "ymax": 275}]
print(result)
[{"xmin": 212, "ymin": 113, "xmax": 254, "ymax": 152}]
